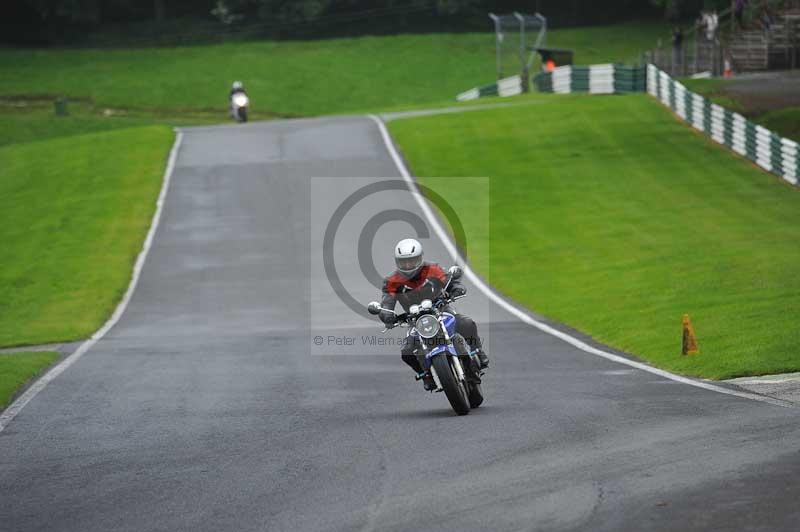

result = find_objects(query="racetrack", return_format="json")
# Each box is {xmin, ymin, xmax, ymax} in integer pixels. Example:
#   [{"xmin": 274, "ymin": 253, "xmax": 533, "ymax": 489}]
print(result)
[{"xmin": 1, "ymin": 116, "xmax": 799, "ymax": 531}]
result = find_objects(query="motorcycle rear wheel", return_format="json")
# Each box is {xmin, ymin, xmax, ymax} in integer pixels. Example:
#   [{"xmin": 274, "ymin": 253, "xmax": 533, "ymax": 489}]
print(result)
[
  {"xmin": 467, "ymin": 382, "xmax": 484, "ymax": 408},
  {"xmin": 432, "ymin": 355, "xmax": 470, "ymax": 415}
]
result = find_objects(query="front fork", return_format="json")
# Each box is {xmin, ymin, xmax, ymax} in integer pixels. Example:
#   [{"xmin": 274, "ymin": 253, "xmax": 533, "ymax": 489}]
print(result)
[
  {"xmin": 413, "ymin": 325, "xmax": 467, "ymax": 390},
  {"xmin": 427, "ymin": 355, "xmax": 467, "ymax": 391}
]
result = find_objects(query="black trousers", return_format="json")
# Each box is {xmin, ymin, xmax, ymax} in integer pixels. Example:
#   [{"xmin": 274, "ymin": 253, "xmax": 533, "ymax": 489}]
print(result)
[{"xmin": 400, "ymin": 313, "xmax": 483, "ymax": 374}]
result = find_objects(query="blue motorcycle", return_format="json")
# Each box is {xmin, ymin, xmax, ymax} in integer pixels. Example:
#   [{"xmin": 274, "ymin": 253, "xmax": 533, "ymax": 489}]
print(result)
[{"xmin": 367, "ymin": 266, "xmax": 484, "ymax": 415}]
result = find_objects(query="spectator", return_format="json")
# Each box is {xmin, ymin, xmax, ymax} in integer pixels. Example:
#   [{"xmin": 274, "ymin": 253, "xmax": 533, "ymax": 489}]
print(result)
[
  {"xmin": 704, "ymin": 10, "xmax": 719, "ymax": 42},
  {"xmin": 735, "ymin": 0, "xmax": 748, "ymax": 28},
  {"xmin": 760, "ymin": 6, "xmax": 774, "ymax": 34},
  {"xmin": 672, "ymin": 26, "xmax": 683, "ymax": 68}
]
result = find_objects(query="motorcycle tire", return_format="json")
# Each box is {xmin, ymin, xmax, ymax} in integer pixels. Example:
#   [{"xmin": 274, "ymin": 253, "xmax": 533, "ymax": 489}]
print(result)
[
  {"xmin": 239, "ymin": 108, "xmax": 248, "ymax": 123},
  {"xmin": 432, "ymin": 355, "xmax": 470, "ymax": 415},
  {"xmin": 467, "ymin": 381, "xmax": 484, "ymax": 409}
]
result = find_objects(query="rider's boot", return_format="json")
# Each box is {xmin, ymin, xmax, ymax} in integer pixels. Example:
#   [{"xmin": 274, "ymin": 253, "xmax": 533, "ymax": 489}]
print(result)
[
  {"xmin": 416, "ymin": 371, "xmax": 437, "ymax": 391},
  {"xmin": 475, "ymin": 349, "xmax": 490, "ymax": 369}
]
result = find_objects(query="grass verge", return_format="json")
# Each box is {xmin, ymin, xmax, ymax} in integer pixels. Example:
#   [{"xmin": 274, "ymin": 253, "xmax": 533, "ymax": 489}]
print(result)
[
  {"xmin": 0, "ymin": 352, "xmax": 59, "ymax": 409},
  {"xmin": 0, "ymin": 124, "xmax": 173, "ymax": 347},
  {"xmin": 0, "ymin": 20, "xmax": 665, "ymax": 118},
  {"xmin": 389, "ymin": 92, "xmax": 800, "ymax": 380},
  {"xmin": 759, "ymin": 107, "xmax": 800, "ymax": 143}
]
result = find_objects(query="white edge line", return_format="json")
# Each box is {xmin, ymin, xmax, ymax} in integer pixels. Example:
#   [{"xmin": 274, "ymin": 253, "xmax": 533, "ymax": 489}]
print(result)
[
  {"xmin": 0, "ymin": 129, "xmax": 185, "ymax": 432},
  {"xmin": 366, "ymin": 114, "xmax": 792, "ymax": 409}
]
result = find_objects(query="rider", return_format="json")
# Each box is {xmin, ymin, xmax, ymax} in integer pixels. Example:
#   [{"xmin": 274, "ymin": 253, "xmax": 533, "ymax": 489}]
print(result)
[
  {"xmin": 379, "ymin": 238, "xmax": 489, "ymax": 391},
  {"xmin": 230, "ymin": 80, "xmax": 247, "ymax": 99}
]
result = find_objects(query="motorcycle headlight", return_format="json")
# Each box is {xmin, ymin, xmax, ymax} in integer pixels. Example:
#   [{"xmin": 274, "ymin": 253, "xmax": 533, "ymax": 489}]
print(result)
[
  {"xmin": 233, "ymin": 94, "xmax": 249, "ymax": 107},
  {"xmin": 415, "ymin": 314, "xmax": 441, "ymax": 339}
]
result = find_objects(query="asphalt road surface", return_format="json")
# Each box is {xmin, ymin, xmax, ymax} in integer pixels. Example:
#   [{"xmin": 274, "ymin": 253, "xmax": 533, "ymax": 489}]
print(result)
[{"xmin": 2, "ymin": 116, "xmax": 800, "ymax": 532}]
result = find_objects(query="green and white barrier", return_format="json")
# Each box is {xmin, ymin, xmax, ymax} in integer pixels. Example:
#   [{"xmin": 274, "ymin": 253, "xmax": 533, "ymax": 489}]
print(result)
[
  {"xmin": 497, "ymin": 75, "xmax": 523, "ymax": 97},
  {"xmin": 456, "ymin": 75, "xmax": 520, "ymax": 102},
  {"xmin": 457, "ymin": 65, "xmax": 645, "ymax": 100},
  {"xmin": 647, "ymin": 64, "xmax": 798, "ymax": 186},
  {"xmin": 533, "ymin": 64, "xmax": 646, "ymax": 94}
]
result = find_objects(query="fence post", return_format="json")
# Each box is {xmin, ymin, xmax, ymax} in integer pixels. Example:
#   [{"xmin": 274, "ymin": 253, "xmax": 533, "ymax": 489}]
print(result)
[
  {"xmin": 668, "ymin": 44, "xmax": 673, "ymax": 74},
  {"xmin": 682, "ymin": 40, "xmax": 687, "ymax": 76}
]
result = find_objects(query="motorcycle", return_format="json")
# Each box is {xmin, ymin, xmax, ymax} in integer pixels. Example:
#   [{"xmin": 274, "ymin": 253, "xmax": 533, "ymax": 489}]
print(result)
[
  {"xmin": 367, "ymin": 266, "xmax": 484, "ymax": 416},
  {"xmin": 231, "ymin": 92, "xmax": 249, "ymax": 123}
]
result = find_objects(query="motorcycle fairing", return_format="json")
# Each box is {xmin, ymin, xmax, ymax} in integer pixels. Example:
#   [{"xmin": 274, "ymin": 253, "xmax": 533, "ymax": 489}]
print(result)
[{"xmin": 441, "ymin": 312, "xmax": 456, "ymax": 336}]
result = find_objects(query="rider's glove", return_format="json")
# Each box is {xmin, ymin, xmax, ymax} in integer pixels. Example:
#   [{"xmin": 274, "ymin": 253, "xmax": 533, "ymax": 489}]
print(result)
[
  {"xmin": 449, "ymin": 285, "xmax": 466, "ymax": 298},
  {"xmin": 379, "ymin": 310, "xmax": 395, "ymax": 326}
]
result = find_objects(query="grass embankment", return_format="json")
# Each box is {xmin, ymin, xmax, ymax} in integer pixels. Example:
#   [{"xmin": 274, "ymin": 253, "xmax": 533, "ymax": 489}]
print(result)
[
  {"xmin": 683, "ymin": 78, "xmax": 800, "ymax": 142},
  {"xmin": 389, "ymin": 93, "xmax": 800, "ymax": 380},
  {"xmin": 0, "ymin": 20, "xmax": 665, "ymax": 118},
  {"xmin": 0, "ymin": 122, "xmax": 173, "ymax": 347},
  {"xmin": 0, "ymin": 93, "xmax": 173, "ymax": 411},
  {"xmin": 0, "ymin": 352, "xmax": 59, "ymax": 409}
]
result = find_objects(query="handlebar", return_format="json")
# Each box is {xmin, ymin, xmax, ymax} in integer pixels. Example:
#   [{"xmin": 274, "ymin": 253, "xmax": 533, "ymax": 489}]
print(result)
[{"xmin": 383, "ymin": 294, "xmax": 464, "ymax": 329}]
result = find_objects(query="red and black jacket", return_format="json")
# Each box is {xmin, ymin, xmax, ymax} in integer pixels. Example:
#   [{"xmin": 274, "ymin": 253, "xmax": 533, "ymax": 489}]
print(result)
[{"xmin": 381, "ymin": 262, "xmax": 451, "ymax": 313}]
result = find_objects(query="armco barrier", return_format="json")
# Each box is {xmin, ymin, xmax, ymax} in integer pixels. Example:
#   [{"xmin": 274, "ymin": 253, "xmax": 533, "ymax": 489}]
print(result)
[
  {"xmin": 647, "ymin": 64, "xmax": 798, "ymax": 186},
  {"xmin": 533, "ymin": 64, "xmax": 646, "ymax": 94},
  {"xmin": 457, "ymin": 65, "xmax": 645, "ymax": 101},
  {"xmin": 457, "ymin": 75, "xmax": 518, "ymax": 102}
]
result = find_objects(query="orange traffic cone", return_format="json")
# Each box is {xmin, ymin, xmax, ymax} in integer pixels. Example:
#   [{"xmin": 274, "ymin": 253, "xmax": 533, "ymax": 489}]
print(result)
[
  {"xmin": 723, "ymin": 58, "xmax": 733, "ymax": 78},
  {"xmin": 682, "ymin": 314, "xmax": 699, "ymax": 355}
]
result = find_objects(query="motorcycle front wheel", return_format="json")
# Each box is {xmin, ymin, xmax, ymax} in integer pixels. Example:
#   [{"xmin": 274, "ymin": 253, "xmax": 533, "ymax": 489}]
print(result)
[
  {"xmin": 239, "ymin": 107, "xmax": 248, "ymax": 123},
  {"xmin": 432, "ymin": 355, "xmax": 470, "ymax": 415}
]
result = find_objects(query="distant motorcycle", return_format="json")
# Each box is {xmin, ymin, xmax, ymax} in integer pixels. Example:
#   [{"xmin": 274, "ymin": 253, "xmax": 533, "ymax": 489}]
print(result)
[
  {"xmin": 231, "ymin": 92, "xmax": 249, "ymax": 123},
  {"xmin": 367, "ymin": 266, "xmax": 484, "ymax": 415}
]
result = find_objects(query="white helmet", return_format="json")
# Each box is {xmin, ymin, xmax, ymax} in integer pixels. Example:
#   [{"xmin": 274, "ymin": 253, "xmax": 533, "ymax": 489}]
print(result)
[
  {"xmin": 232, "ymin": 80, "xmax": 243, "ymax": 90},
  {"xmin": 395, "ymin": 238, "xmax": 424, "ymax": 278}
]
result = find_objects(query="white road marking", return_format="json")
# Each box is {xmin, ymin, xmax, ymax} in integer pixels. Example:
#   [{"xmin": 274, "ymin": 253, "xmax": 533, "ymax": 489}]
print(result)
[
  {"xmin": 0, "ymin": 130, "xmax": 185, "ymax": 433},
  {"xmin": 367, "ymin": 114, "xmax": 793, "ymax": 409}
]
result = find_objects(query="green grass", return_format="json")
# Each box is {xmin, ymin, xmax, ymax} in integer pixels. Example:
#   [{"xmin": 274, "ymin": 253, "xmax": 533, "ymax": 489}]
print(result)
[
  {"xmin": 389, "ymin": 93, "xmax": 800, "ymax": 380},
  {"xmin": 681, "ymin": 78, "xmax": 747, "ymax": 114},
  {"xmin": 0, "ymin": 100, "xmax": 232, "ymax": 147},
  {"xmin": 759, "ymin": 107, "xmax": 800, "ymax": 143},
  {"xmin": 0, "ymin": 351, "xmax": 59, "ymax": 409},
  {"xmin": 0, "ymin": 20, "xmax": 665, "ymax": 118},
  {"xmin": 0, "ymin": 124, "xmax": 173, "ymax": 347}
]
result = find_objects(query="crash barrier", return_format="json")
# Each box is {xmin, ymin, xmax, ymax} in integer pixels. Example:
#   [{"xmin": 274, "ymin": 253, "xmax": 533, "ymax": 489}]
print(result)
[
  {"xmin": 456, "ymin": 74, "xmax": 521, "ymax": 102},
  {"xmin": 647, "ymin": 64, "xmax": 798, "ymax": 186},
  {"xmin": 456, "ymin": 65, "xmax": 645, "ymax": 101},
  {"xmin": 533, "ymin": 64, "xmax": 647, "ymax": 94}
]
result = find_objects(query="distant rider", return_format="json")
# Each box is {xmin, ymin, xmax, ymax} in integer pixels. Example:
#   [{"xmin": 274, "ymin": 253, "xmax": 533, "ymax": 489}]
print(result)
[
  {"xmin": 379, "ymin": 238, "xmax": 489, "ymax": 391},
  {"xmin": 230, "ymin": 80, "xmax": 247, "ymax": 100}
]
